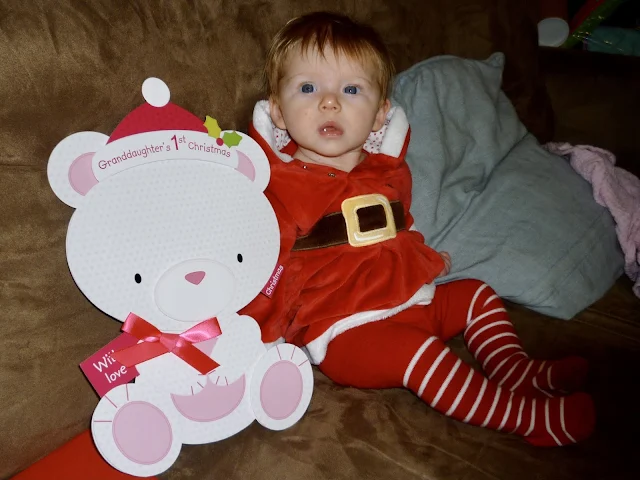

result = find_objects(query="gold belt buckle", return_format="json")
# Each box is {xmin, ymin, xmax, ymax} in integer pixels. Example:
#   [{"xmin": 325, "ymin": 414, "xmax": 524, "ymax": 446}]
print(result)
[{"xmin": 341, "ymin": 194, "xmax": 397, "ymax": 247}]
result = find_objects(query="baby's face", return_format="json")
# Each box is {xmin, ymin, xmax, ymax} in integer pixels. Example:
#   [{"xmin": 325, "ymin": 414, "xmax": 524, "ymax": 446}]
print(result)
[{"xmin": 270, "ymin": 46, "xmax": 389, "ymax": 168}]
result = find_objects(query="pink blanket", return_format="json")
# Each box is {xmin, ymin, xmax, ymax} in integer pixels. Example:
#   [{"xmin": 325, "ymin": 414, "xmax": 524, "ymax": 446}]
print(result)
[{"xmin": 545, "ymin": 143, "xmax": 640, "ymax": 298}]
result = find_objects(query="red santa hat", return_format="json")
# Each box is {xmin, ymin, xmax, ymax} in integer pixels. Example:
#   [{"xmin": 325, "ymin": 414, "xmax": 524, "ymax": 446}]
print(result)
[
  {"xmin": 48, "ymin": 77, "xmax": 272, "ymax": 208},
  {"xmin": 107, "ymin": 77, "xmax": 208, "ymax": 144}
]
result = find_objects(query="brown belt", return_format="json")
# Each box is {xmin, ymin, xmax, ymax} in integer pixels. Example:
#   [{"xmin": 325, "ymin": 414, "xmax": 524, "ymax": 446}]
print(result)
[{"xmin": 292, "ymin": 200, "xmax": 405, "ymax": 251}]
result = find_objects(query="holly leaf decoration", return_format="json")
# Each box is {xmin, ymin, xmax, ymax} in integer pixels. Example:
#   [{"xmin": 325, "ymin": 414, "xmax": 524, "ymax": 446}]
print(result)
[
  {"xmin": 222, "ymin": 131, "xmax": 243, "ymax": 148},
  {"xmin": 204, "ymin": 115, "xmax": 222, "ymax": 139}
]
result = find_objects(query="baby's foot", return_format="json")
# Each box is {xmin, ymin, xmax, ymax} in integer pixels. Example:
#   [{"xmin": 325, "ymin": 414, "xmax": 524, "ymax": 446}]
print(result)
[
  {"xmin": 491, "ymin": 355, "xmax": 589, "ymax": 397},
  {"xmin": 519, "ymin": 392, "xmax": 595, "ymax": 447}
]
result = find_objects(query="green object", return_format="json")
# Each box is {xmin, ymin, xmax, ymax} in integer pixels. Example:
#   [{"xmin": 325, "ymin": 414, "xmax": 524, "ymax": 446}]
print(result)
[
  {"xmin": 222, "ymin": 131, "xmax": 242, "ymax": 147},
  {"xmin": 563, "ymin": 0, "xmax": 625, "ymax": 48},
  {"xmin": 204, "ymin": 115, "xmax": 222, "ymax": 138}
]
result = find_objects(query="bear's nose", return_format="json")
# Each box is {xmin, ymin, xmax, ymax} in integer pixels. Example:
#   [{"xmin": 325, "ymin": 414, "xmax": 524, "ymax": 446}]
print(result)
[{"xmin": 184, "ymin": 271, "xmax": 206, "ymax": 285}]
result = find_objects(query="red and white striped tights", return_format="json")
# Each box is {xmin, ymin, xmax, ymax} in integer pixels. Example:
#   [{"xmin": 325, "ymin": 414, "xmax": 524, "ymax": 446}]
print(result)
[{"xmin": 319, "ymin": 279, "xmax": 594, "ymax": 446}]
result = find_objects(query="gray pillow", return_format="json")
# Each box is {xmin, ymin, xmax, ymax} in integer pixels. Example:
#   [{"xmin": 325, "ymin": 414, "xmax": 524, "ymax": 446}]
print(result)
[{"xmin": 392, "ymin": 53, "xmax": 624, "ymax": 319}]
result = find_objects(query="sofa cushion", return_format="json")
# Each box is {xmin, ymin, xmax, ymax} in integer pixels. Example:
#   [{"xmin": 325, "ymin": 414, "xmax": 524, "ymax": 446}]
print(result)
[{"xmin": 391, "ymin": 53, "xmax": 624, "ymax": 319}]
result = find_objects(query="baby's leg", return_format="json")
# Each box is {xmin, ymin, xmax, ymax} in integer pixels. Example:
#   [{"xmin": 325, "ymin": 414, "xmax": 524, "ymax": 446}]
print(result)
[
  {"xmin": 432, "ymin": 280, "xmax": 588, "ymax": 397},
  {"xmin": 319, "ymin": 315, "xmax": 594, "ymax": 446}
]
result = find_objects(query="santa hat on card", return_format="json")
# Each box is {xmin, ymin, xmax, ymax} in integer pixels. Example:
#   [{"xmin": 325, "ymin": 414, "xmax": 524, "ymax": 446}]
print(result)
[
  {"xmin": 107, "ymin": 78, "xmax": 208, "ymax": 144},
  {"xmin": 48, "ymin": 77, "xmax": 272, "ymax": 210}
]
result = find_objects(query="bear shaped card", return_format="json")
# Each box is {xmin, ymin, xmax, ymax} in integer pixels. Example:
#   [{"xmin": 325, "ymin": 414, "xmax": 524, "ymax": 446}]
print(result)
[{"xmin": 47, "ymin": 78, "xmax": 314, "ymax": 478}]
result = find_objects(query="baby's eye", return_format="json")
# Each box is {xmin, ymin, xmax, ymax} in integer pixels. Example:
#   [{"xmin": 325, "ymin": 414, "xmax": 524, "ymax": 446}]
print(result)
[
  {"xmin": 300, "ymin": 83, "xmax": 316, "ymax": 94},
  {"xmin": 344, "ymin": 85, "xmax": 360, "ymax": 95}
]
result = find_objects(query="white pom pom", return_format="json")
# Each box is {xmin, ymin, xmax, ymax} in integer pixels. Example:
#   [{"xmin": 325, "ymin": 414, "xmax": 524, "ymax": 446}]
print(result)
[{"xmin": 142, "ymin": 77, "xmax": 170, "ymax": 107}]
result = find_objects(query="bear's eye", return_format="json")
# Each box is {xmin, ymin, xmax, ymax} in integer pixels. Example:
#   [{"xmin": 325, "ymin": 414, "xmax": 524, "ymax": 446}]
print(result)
[
  {"xmin": 237, "ymin": 254, "xmax": 243, "ymax": 263},
  {"xmin": 134, "ymin": 274, "xmax": 142, "ymax": 284}
]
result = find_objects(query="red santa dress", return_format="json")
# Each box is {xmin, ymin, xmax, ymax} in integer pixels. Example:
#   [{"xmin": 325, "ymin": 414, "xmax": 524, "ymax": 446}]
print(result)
[{"xmin": 240, "ymin": 101, "xmax": 595, "ymax": 447}]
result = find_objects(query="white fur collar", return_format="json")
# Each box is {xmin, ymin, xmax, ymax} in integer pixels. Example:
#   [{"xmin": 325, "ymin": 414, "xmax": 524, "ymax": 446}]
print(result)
[{"xmin": 251, "ymin": 100, "xmax": 409, "ymax": 163}]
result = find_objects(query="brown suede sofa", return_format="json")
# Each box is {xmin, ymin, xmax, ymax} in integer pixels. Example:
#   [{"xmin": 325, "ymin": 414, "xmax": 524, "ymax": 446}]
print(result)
[{"xmin": 2, "ymin": 1, "xmax": 639, "ymax": 479}]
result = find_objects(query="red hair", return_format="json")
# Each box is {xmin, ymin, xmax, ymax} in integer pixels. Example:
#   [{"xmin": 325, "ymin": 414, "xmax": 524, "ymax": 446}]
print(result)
[{"xmin": 265, "ymin": 11, "xmax": 395, "ymax": 100}]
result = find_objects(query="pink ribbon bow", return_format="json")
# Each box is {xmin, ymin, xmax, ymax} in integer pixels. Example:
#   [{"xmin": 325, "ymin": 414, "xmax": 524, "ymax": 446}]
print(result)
[{"xmin": 111, "ymin": 313, "xmax": 222, "ymax": 375}]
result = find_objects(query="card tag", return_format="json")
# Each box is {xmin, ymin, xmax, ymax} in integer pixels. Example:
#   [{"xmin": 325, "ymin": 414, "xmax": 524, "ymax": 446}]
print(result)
[
  {"xmin": 79, "ymin": 333, "xmax": 140, "ymax": 397},
  {"xmin": 261, "ymin": 264, "xmax": 284, "ymax": 298}
]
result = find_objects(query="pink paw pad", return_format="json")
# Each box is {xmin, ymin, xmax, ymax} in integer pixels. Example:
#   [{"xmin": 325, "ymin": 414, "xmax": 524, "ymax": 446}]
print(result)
[
  {"xmin": 112, "ymin": 401, "xmax": 173, "ymax": 465},
  {"xmin": 260, "ymin": 360, "xmax": 304, "ymax": 420}
]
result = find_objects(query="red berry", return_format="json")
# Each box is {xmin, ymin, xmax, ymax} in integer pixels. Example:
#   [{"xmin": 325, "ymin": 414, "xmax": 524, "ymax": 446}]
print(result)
[{"xmin": 216, "ymin": 138, "xmax": 224, "ymax": 146}]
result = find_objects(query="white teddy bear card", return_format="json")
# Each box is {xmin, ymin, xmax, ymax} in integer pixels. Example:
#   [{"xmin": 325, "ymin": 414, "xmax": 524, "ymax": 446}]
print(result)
[{"xmin": 47, "ymin": 78, "xmax": 314, "ymax": 477}]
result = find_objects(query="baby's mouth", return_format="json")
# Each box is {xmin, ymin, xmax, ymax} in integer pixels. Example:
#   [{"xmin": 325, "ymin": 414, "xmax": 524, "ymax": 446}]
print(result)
[{"xmin": 318, "ymin": 121, "xmax": 344, "ymax": 137}]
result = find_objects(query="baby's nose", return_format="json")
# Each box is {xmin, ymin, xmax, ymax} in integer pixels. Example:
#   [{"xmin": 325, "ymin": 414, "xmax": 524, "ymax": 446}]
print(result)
[{"xmin": 320, "ymin": 93, "xmax": 340, "ymax": 110}]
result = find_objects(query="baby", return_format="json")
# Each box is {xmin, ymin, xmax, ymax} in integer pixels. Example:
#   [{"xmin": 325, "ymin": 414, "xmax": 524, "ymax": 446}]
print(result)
[{"xmin": 241, "ymin": 11, "xmax": 595, "ymax": 446}]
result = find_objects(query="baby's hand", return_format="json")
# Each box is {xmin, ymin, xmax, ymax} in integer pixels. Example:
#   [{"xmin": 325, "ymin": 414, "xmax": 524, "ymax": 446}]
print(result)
[{"xmin": 437, "ymin": 251, "xmax": 451, "ymax": 278}]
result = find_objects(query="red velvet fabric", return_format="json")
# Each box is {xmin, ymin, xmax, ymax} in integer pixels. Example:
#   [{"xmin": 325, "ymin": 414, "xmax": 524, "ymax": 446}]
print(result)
[{"xmin": 241, "ymin": 123, "xmax": 445, "ymax": 347}]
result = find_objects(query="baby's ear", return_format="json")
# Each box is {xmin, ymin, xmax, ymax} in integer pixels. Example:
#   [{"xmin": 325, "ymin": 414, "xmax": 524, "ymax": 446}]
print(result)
[
  {"xmin": 373, "ymin": 99, "xmax": 392, "ymax": 132},
  {"xmin": 268, "ymin": 97, "xmax": 287, "ymax": 130}
]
